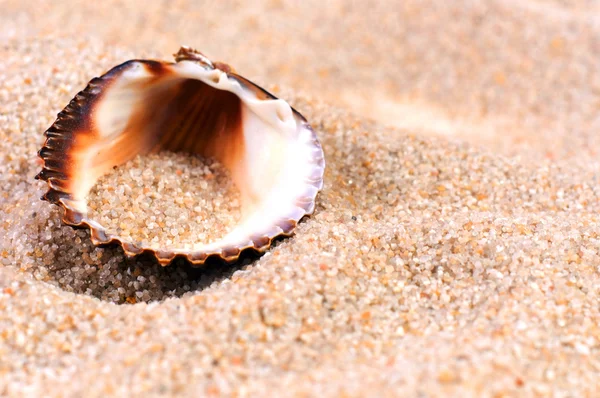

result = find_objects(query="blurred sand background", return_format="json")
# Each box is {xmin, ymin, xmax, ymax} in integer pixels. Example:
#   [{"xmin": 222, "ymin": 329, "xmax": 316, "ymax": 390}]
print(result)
[{"xmin": 1, "ymin": 0, "xmax": 600, "ymax": 396}]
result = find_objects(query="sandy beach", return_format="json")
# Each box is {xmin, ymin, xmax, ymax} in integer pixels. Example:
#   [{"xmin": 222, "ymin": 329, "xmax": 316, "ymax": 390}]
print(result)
[{"xmin": 1, "ymin": 1, "xmax": 600, "ymax": 396}]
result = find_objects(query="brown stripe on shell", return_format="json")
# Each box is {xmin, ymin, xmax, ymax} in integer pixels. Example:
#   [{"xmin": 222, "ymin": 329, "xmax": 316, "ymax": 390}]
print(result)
[{"xmin": 36, "ymin": 76, "xmax": 107, "ymax": 205}]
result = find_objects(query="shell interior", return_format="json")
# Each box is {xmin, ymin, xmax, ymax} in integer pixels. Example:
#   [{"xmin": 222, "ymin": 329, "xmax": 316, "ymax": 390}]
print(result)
[{"xmin": 36, "ymin": 48, "xmax": 325, "ymax": 265}]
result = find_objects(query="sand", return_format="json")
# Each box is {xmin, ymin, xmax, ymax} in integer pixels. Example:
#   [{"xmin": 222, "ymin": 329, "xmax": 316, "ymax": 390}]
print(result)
[
  {"xmin": 1, "ymin": 0, "xmax": 600, "ymax": 396},
  {"xmin": 88, "ymin": 152, "xmax": 241, "ymax": 249}
]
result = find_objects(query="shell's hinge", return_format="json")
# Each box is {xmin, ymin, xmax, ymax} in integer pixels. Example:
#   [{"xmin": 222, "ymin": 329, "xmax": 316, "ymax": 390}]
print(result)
[
  {"xmin": 174, "ymin": 46, "xmax": 235, "ymax": 74},
  {"xmin": 174, "ymin": 46, "xmax": 214, "ymax": 68}
]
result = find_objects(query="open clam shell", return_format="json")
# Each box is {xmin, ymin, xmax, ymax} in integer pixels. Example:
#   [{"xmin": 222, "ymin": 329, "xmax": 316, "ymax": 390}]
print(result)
[{"xmin": 36, "ymin": 47, "xmax": 325, "ymax": 266}]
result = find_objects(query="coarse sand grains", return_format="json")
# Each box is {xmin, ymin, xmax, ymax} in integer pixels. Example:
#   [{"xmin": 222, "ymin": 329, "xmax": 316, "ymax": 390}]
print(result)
[
  {"xmin": 1, "ymin": 1, "xmax": 600, "ymax": 396},
  {"xmin": 87, "ymin": 153, "xmax": 241, "ymax": 249}
]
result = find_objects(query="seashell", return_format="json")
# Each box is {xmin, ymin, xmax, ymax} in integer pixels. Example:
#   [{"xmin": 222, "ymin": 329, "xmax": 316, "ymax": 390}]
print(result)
[{"xmin": 35, "ymin": 46, "xmax": 325, "ymax": 266}]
